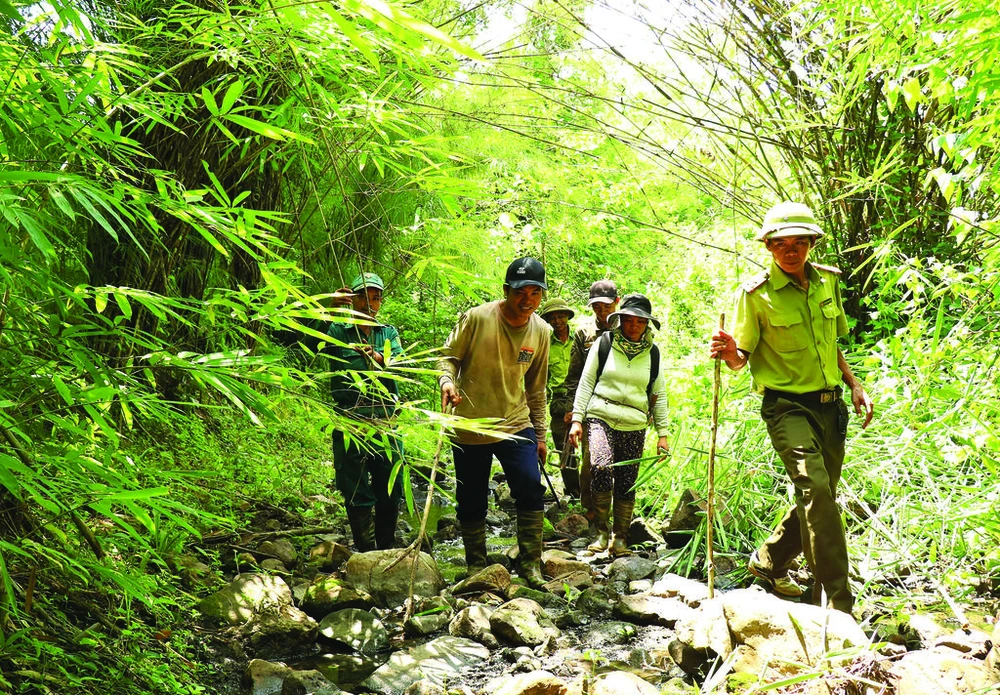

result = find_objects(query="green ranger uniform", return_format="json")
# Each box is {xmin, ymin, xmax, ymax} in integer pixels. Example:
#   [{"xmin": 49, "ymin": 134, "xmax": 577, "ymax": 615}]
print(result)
[
  {"xmin": 326, "ymin": 318, "xmax": 404, "ymax": 550},
  {"xmin": 548, "ymin": 331, "xmax": 574, "ymax": 482},
  {"xmin": 733, "ymin": 259, "xmax": 853, "ymax": 613}
]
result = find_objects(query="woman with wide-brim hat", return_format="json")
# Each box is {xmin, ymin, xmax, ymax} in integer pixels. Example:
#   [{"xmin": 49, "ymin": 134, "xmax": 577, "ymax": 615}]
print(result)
[{"xmin": 567, "ymin": 293, "xmax": 669, "ymax": 556}]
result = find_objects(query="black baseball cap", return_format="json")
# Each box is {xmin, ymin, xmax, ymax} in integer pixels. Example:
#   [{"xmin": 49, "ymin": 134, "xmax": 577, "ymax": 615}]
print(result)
[
  {"xmin": 504, "ymin": 257, "xmax": 547, "ymax": 290},
  {"xmin": 588, "ymin": 280, "xmax": 618, "ymax": 305}
]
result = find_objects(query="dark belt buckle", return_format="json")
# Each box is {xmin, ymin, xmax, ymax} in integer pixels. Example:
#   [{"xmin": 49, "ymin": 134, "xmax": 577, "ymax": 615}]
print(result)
[{"xmin": 819, "ymin": 390, "xmax": 836, "ymax": 404}]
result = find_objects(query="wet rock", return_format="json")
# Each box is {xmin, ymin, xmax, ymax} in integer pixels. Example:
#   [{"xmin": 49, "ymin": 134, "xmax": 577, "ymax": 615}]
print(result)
[
  {"xmin": 309, "ymin": 540, "xmax": 352, "ymax": 571},
  {"xmin": 166, "ymin": 553, "xmax": 218, "ymax": 591},
  {"xmin": 235, "ymin": 552, "xmax": 260, "ymax": 572},
  {"xmin": 404, "ymin": 596, "xmax": 454, "ymax": 637},
  {"xmin": 890, "ymin": 648, "xmax": 998, "ymax": 694},
  {"xmin": 582, "ymin": 621, "xmax": 637, "ymax": 646},
  {"xmin": 318, "ymin": 608, "xmax": 388, "ymax": 655},
  {"xmin": 613, "ymin": 593, "xmax": 694, "ymax": 627},
  {"xmin": 650, "ymin": 573, "xmax": 711, "ymax": 607},
  {"xmin": 304, "ymin": 652, "xmax": 380, "ymax": 688},
  {"xmin": 490, "ymin": 597, "xmax": 561, "ymax": 648},
  {"xmin": 542, "ymin": 570, "xmax": 592, "ymax": 594},
  {"xmin": 554, "ymin": 610, "xmax": 588, "ymax": 629},
  {"xmin": 344, "ymin": 549, "xmax": 444, "ymax": 608},
  {"xmin": 360, "ymin": 635, "xmax": 489, "ymax": 694},
  {"xmin": 495, "ymin": 483, "xmax": 514, "ymax": 510},
  {"xmin": 721, "ymin": 588, "xmax": 867, "ymax": 676},
  {"xmin": 449, "ymin": 604, "xmax": 499, "ymax": 648},
  {"xmin": 575, "ymin": 587, "xmax": 612, "ymax": 618},
  {"xmin": 668, "ymin": 639, "xmax": 709, "ymax": 679},
  {"xmin": 433, "ymin": 515, "xmax": 460, "ymax": 541},
  {"xmin": 302, "ymin": 576, "xmax": 373, "ymax": 618},
  {"xmin": 260, "ymin": 559, "xmax": 288, "ymax": 573},
  {"xmin": 452, "ymin": 564, "xmax": 511, "ymax": 595},
  {"xmin": 899, "ymin": 614, "xmax": 951, "ymax": 649},
  {"xmin": 673, "ymin": 596, "xmax": 731, "ymax": 657},
  {"xmin": 242, "ymin": 659, "xmax": 292, "ymax": 695},
  {"xmin": 198, "ymin": 573, "xmax": 294, "ymax": 625},
  {"xmin": 260, "ymin": 539, "xmax": 298, "ymax": 567},
  {"xmin": 245, "ymin": 603, "xmax": 318, "ymax": 659},
  {"xmin": 590, "ymin": 671, "xmax": 658, "ymax": 695},
  {"xmin": 628, "ymin": 580, "xmax": 652, "ymax": 593},
  {"xmin": 935, "ymin": 627, "xmax": 992, "ymax": 658},
  {"xmin": 988, "ymin": 619, "xmax": 1000, "ymax": 672},
  {"xmin": 507, "ymin": 585, "xmax": 569, "ymax": 609},
  {"xmin": 542, "ymin": 550, "xmax": 590, "ymax": 578},
  {"xmin": 627, "ymin": 517, "xmax": 662, "ymax": 546},
  {"xmin": 280, "ymin": 668, "xmax": 338, "ymax": 695},
  {"xmin": 404, "ymin": 682, "xmax": 446, "ymax": 695},
  {"xmin": 662, "ymin": 489, "xmax": 704, "ymax": 548},
  {"xmin": 606, "ymin": 556, "xmax": 656, "ymax": 584},
  {"xmin": 554, "ymin": 514, "xmax": 590, "ymax": 538},
  {"xmin": 488, "ymin": 670, "xmax": 566, "ymax": 695}
]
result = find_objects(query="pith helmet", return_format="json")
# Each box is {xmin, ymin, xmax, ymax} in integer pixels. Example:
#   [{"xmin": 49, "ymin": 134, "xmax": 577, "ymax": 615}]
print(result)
[
  {"xmin": 539, "ymin": 297, "xmax": 575, "ymax": 320},
  {"xmin": 757, "ymin": 201, "xmax": 825, "ymax": 241}
]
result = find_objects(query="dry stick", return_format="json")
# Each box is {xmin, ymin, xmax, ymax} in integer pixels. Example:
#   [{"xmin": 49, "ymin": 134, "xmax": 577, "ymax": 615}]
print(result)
[
  {"xmin": 707, "ymin": 313, "xmax": 725, "ymax": 599},
  {"xmin": 385, "ymin": 407, "xmax": 453, "ymax": 623}
]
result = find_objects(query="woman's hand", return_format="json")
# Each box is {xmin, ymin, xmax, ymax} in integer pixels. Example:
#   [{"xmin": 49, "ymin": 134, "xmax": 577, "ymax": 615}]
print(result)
[
  {"xmin": 656, "ymin": 436, "xmax": 670, "ymax": 457},
  {"xmin": 568, "ymin": 421, "xmax": 583, "ymax": 448}
]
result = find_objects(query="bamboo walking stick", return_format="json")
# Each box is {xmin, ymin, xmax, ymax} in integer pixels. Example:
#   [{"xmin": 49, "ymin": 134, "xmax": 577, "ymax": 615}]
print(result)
[{"xmin": 707, "ymin": 313, "xmax": 725, "ymax": 599}]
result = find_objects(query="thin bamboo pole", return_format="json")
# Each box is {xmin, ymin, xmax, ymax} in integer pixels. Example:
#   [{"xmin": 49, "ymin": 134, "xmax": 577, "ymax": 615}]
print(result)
[{"xmin": 707, "ymin": 313, "xmax": 725, "ymax": 599}]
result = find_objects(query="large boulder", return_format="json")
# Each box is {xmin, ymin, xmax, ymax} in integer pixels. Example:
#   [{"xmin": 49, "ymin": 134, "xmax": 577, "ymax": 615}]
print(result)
[
  {"xmin": 360, "ymin": 635, "xmax": 489, "ymax": 694},
  {"xmin": 488, "ymin": 670, "xmax": 567, "ymax": 695},
  {"xmin": 449, "ymin": 605, "xmax": 499, "ymax": 648},
  {"xmin": 490, "ymin": 597, "xmax": 560, "ymax": 648},
  {"xmin": 590, "ymin": 671, "xmax": 658, "ymax": 695},
  {"xmin": 318, "ymin": 608, "xmax": 388, "ymax": 655},
  {"xmin": 720, "ymin": 588, "xmax": 868, "ymax": 676},
  {"xmin": 344, "ymin": 549, "xmax": 444, "ymax": 608},
  {"xmin": 245, "ymin": 603, "xmax": 318, "ymax": 658},
  {"xmin": 614, "ymin": 593, "xmax": 694, "ymax": 627},
  {"xmin": 301, "ymin": 575, "xmax": 373, "ymax": 618},
  {"xmin": 890, "ymin": 648, "xmax": 999, "ymax": 695},
  {"xmin": 452, "ymin": 564, "xmax": 511, "ymax": 595},
  {"xmin": 259, "ymin": 538, "xmax": 298, "ymax": 567},
  {"xmin": 198, "ymin": 573, "xmax": 294, "ymax": 625}
]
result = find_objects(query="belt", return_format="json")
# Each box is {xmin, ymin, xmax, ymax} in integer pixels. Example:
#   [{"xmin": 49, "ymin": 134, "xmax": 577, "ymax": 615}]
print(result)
[{"xmin": 764, "ymin": 386, "xmax": 842, "ymax": 404}]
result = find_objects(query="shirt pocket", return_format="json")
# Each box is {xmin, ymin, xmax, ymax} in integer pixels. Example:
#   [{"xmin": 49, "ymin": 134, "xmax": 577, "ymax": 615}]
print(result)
[
  {"xmin": 821, "ymin": 302, "xmax": 841, "ymax": 341},
  {"xmin": 768, "ymin": 313, "xmax": 808, "ymax": 352}
]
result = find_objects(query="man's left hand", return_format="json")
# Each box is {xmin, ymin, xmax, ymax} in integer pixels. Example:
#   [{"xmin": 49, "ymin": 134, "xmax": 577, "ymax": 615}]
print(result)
[
  {"xmin": 537, "ymin": 440, "xmax": 548, "ymax": 465},
  {"xmin": 851, "ymin": 384, "xmax": 874, "ymax": 429}
]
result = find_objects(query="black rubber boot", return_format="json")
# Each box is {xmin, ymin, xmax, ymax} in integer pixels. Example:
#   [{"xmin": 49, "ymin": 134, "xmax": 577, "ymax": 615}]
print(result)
[
  {"xmin": 346, "ymin": 506, "xmax": 376, "ymax": 552},
  {"xmin": 374, "ymin": 502, "xmax": 399, "ymax": 550}
]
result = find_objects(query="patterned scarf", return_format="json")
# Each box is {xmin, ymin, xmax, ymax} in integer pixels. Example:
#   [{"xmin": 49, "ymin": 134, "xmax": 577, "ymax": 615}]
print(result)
[{"xmin": 613, "ymin": 327, "xmax": 652, "ymax": 360}]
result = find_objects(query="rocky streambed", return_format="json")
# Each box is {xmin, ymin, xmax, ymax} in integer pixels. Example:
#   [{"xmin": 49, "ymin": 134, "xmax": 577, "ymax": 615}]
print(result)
[{"xmin": 189, "ymin": 496, "xmax": 1000, "ymax": 695}]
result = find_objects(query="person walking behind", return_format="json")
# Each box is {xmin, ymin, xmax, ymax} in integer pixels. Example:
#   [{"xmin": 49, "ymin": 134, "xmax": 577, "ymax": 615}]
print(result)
[
  {"xmin": 437, "ymin": 258, "xmax": 551, "ymax": 587},
  {"xmin": 326, "ymin": 272, "xmax": 404, "ymax": 552},
  {"xmin": 540, "ymin": 297, "xmax": 579, "ymax": 497},
  {"xmin": 709, "ymin": 201, "xmax": 873, "ymax": 614},
  {"xmin": 563, "ymin": 280, "xmax": 620, "ymax": 521},
  {"xmin": 568, "ymin": 294, "xmax": 669, "ymax": 557}
]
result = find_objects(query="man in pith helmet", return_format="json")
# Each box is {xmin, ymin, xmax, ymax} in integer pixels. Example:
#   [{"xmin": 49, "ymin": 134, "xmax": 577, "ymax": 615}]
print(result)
[{"xmin": 710, "ymin": 201, "xmax": 873, "ymax": 614}]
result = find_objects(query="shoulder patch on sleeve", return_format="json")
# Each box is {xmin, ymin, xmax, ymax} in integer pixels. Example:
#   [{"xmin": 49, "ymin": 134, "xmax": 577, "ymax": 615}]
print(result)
[
  {"xmin": 812, "ymin": 263, "xmax": 842, "ymax": 275},
  {"xmin": 741, "ymin": 272, "xmax": 769, "ymax": 294}
]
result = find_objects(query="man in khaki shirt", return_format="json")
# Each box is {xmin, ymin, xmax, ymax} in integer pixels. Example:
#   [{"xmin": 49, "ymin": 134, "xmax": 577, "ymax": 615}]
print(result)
[
  {"xmin": 438, "ymin": 257, "xmax": 550, "ymax": 588},
  {"xmin": 711, "ymin": 202, "xmax": 873, "ymax": 614}
]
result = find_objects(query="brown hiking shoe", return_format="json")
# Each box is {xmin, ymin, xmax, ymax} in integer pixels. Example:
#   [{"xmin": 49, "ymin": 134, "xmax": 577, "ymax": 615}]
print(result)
[{"xmin": 748, "ymin": 551, "xmax": 804, "ymax": 597}]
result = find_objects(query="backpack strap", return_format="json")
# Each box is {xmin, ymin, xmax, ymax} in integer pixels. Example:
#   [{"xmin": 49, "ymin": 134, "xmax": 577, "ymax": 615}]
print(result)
[
  {"xmin": 594, "ymin": 331, "xmax": 613, "ymax": 384},
  {"xmin": 647, "ymin": 344, "xmax": 659, "ymax": 399}
]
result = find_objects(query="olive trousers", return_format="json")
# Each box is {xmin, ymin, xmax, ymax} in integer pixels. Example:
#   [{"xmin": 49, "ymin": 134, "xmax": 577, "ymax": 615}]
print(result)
[{"xmin": 757, "ymin": 393, "xmax": 853, "ymax": 614}]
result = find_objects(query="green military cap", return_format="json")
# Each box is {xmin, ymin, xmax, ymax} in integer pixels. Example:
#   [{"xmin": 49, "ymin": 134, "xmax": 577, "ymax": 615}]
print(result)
[
  {"xmin": 757, "ymin": 201, "xmax": 825, "ymax": 241},
  {"xmin": 349, "ymin": 272, "xmax": 385, "ymax": 292},
  {"xmin": 539, "ymin": 297, "xmax": 575, "ymax": 320}
]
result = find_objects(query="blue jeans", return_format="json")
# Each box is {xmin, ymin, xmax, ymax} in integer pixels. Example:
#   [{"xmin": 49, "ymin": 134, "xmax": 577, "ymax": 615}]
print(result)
[{"xmin": 452, "ymin": 428, "xmax": 545, "ymax": 521}]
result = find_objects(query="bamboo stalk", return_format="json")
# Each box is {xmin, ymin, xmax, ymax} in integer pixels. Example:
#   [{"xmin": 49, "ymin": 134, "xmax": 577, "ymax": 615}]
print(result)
[{"xmin": 707, "ymin": 313, "xmax": 725, "ymax": 599}]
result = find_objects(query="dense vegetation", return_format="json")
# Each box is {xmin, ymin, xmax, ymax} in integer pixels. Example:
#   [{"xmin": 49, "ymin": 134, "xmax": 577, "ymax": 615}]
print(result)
[{"xmin": 1, "ymin": 0, "xmax": 998, "ymax": 691}]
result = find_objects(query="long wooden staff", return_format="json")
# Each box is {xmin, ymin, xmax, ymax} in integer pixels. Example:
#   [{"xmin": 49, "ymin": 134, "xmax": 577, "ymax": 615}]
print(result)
[{"xmin": 707, "ymin": 313, "xmax": 725, "ymax": 599}]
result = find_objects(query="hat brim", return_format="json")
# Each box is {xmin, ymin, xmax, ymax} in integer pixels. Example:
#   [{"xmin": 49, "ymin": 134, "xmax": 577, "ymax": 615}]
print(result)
[
  {"xmin": 757, "ymin": 224, "xmax": 824, "ymax": 241},
  {"xmin": 352, "ymin": 283, "xmax": 384, "ymax": 292},
  {"xmin": 609, "ymin": 309, "xmax": 660, "ymax": 330},
  {"xmin": 541, "ymin": 308, "xmax": 575, "ymax": 320},
  {"xmin": 588, "ymin": 296, "xmax": 616, "ymax": 306},
  {"xmin": 506, "ymin": 280, "xmax": 548, "ymax": 290}
]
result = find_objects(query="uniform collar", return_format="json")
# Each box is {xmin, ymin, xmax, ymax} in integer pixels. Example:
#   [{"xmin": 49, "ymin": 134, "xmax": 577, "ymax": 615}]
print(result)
[{"xmin": 769, "ymin": 260, "xmax": 825, "ymax": 290}]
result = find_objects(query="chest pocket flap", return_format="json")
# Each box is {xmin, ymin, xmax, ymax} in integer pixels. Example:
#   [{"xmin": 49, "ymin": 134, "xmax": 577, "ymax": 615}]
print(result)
[
  {"xmin": 768, "ymin": 312, "xmax": 808, "ymax": 352},
  {"xmin": 822, "ymin": 302, "xmax": 841, "ymax": 319}
]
